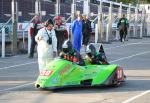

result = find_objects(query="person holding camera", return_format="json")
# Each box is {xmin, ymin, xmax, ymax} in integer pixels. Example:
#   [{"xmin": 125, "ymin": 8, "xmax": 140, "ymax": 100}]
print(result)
[{"xmin": 35, "ymin": 19, "xmax": 57, "ymax": 72}]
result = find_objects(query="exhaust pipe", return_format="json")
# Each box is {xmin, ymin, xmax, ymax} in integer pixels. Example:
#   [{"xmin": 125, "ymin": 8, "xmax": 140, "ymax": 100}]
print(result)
[{"xmin": 36, "ymin": 84, "xmax": 40, "ymax": 88}]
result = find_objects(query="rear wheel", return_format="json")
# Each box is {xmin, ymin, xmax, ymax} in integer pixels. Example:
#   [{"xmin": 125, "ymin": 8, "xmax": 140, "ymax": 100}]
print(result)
[{"xmin": 112, "ymin": 75, "xmax": 122, "ymax": 87}]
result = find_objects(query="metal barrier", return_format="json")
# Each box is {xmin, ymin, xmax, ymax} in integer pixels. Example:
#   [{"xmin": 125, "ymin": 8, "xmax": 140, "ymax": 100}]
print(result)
[
  {"xmin": 0, "ymin": 17, "xmax": 12, "ymax": 58},
  {"xmin": 91, "ymin": 1, "xmax": 145, "ymax": 43},
  {"xmin": 1, "ymin": 0, "xmax": 148, "ymax": 57},
  {"xmin": 21, "ymin": 16, "xmax": 35, "ymax": 54}
]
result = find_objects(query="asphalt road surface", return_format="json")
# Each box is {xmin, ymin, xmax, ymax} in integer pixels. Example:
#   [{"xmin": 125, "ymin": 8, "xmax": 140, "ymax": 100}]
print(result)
[{"xmin": 0, "ymin": 38, "xmax": 150, "ymax": 103}]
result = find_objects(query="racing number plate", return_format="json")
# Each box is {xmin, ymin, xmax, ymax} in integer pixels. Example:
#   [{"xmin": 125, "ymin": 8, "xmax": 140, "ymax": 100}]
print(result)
[{"xmin": 40, "ymin": 70, "xmax": 53, "ymax": 76}]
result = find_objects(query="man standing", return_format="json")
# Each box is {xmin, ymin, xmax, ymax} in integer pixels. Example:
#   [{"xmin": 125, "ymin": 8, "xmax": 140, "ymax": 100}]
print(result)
[
  {"xmin": 82, "ymin": 14, "xmax": 92, "ymax": 46},
  {"xmin": 54, "ymin": 16, "xmax": 68, "ymax": 55},
  {"xmin": 29, "ymin": 15, "xmax": 41, "ymax": 58},
  {"xmin": 35, "ymin": 19, "xmax": 57, "ymax": 72},
  {"xmin": 117, "ymin": 14, "xmax": 129, "ymax": 42},
  {"xmin": 72, "ymin": 14, "xmax": 83, "ymax": 52}
]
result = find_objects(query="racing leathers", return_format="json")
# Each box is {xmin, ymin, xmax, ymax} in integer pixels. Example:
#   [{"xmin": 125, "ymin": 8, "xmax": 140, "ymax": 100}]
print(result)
[
  {"xmin": 60, "ymin": 48, "xmax": 85, "ymax": 66},
  {"xmin": 86, "ymin": 52, "xmax": 108, "ymax": 65},
  {"xmin": 117, "ymin": 17, "xmax": 129, "ymax": 42},
  {"xmin": 86, "ymin": 44, "xmax": 109, "ymax": 65}
]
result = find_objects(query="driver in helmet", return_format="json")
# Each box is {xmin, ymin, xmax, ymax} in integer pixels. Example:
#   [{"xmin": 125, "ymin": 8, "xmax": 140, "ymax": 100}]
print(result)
[
  {"xmin": 60, "ymin": 40, "xmax": 85, "ymax": 66},
  {"xmin": 85, "ymin": 44, "xmax": 109, "ymax": 65}
]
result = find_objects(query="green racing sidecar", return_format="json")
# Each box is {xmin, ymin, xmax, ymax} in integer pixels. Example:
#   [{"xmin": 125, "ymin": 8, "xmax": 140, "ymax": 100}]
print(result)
[{"xmin": 35, "ymin": 57, "xmax": 125, "ymax": 89}]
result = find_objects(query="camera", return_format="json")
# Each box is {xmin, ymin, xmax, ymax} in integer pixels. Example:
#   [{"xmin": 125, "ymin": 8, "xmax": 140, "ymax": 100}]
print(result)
[{"xmin": 47, "ymin": 37, "xmax": 52, "ymax": 45}]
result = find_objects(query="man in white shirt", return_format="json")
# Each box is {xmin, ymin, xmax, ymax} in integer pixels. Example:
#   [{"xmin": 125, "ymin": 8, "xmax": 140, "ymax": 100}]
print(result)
[{"xmin": 35, "ymin": 19, "xmax": 57, "ymax": 72}]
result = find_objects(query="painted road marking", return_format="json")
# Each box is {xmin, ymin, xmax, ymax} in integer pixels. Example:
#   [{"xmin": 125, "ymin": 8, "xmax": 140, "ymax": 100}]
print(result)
[
  {"xmin": 0, "ymin": 50, "xmax": 150, "ymax": 94},
  {"xmin": 109, "ymin": 51, "xmax": 150, "ymax": 63},
  {"xmin": 122, "ymin": 90, "xmax": 150, "ymax": 103},
  {"xmin": 0, "ymin": 82, "xmax": 35, "ymax": 94},
  {"xmin": 105, "ymin": 41, "xmax": 150, "ymax": 50},
  {"xmin": 110, "ymin": 51, "xmax": 150, "ymax": 103},
  {"xmin": 1, "ymin": 40, "xmax": 150, "ymax": 70},
  {"xmin": 0, "ymin": 40, "xmax": 150, "ymax": 96},
  {"xmin": 0, "ymin": 61, "xmax": 37, "ymax": 70}
]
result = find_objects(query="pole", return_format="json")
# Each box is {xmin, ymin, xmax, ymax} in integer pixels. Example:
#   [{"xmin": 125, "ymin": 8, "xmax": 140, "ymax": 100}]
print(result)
[
  {"xmin": 97, "ymin": 0, "xmax": 103, "ymax": 43},
  {"xmin": 55, "ymin": 0, "xmax": 60, "ymax": 16},
  {"xmin": 28, "ymin": 28, "xmax": 31, "ymax": 54},
  {"xmin": 23, "ymin": 30, "xmax": 25, "ymax": 49},
  {"xmin": 35, "ymin": 0, "xmax": 39, "ymax": 14},
  {"xmin": 39, "ymin": 0, "xmax": 42, "ymax": 20},
  {"xmin": 140, "ymin": 8, "xmax": 144, "ymax": 38},
  {"xmin": 119, "ymin": 2, "xmax": 122, "ymax": 18},
  {"xmin": 108, "ymin": 1, "xmax": 112, "ymax": 42},
  {"xmin": 127, "ymin": 3, "xmax": 131, "ymax": 38},
  {"xmin": 134, "ymin": 5, "xmax": 138, "ymax": 37},
  {"xmin": 11, "ymin": 0, "xmax": 18, "ymax": 55},
  {"xmin": 71, "ymin": 0, "xmax": 76, "ymax": 42},
  {"xmin": 95, "ymin": 24, "xmax": 98, "ymax": 43},
  {"xmin": 2, "ymin": 28, "xmax": 5, "ymax": 58},
  {"xmin": 83, "ymin": 0, "xmax": 90, "ymax": 16},
  {"xmin": 35, "ymin": 0, "xmax": 41, "ymax": 19},
  {"xmin": 71, "ymin": 0, "xmax": 76, "ymax": 22}
]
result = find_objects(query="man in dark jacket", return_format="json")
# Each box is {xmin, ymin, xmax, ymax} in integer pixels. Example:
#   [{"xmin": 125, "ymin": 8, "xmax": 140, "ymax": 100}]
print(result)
[
  {"xmin": 117, "ymin": 14, "xmax": 129, "ymax": 42},
  {"xmin": 28, "ymin": 15, "xmax": 42, "ymax": 58},
  {"xmin": 82, "ymin": 14, "xmax": 92, "ymax": 46}
]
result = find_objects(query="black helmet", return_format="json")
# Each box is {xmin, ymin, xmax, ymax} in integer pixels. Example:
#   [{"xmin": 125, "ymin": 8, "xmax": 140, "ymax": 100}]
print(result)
[
  {"xmin": 86, "ymin": 44, "xmax": 96, "ymax": 56},
  {"xmin": 45, "ymin": 19, "xmax": 54, "ymax": 27},
  {"xmin": 62, "ymin": 40, "xmax": 72, "ymax": 53}
]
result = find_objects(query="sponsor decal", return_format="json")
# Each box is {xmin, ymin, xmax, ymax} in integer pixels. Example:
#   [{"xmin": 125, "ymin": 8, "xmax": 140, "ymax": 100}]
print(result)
[
  {"xmin": 40, "ymin": 70, "xmax": 53, "ymax": 76},
  {"xmin": 51, "ymin": 77, "xmax": 58, "ymax": 84},
  {"xmin": 59, "ymin": 64, "xmax": 72, "ymax": 75}
]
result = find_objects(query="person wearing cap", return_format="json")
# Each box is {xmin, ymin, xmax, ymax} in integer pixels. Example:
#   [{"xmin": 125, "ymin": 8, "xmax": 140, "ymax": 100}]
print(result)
[
  {"xmin": 28, "ymin": 15, "xmax": 42, "ymax": 58},
  {"xmin": 35, "ymin": 19, "xmax": 57, "ymax": 72},
  {"xmin": 72, "ymin": 13, "xmax": 83, "ymax": 53},
  {"xmin": 54, "ymin": 16, "xmax": 68, "ymax": 55},
  {"xmin": 82, "ymin": 14, "xmax": 92, "ymax": 47}
]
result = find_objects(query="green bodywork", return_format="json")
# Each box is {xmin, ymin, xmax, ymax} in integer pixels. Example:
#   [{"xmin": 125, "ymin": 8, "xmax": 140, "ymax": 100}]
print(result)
[{"xmin": 35, "ymin": 59, "xmax": 118, "ymax": 88}]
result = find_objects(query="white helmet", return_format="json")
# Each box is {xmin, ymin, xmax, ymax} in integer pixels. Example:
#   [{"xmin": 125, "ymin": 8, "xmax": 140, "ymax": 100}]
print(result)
[
  {"xmin": 62, "ymin": 40, "xmax": 69, "ymax": 49},
  {"xmin": 86, "ymin": 44, "xmax": 96, "ymax": 55},
  {"xmin": 62, "ymin": 40, "xmax": 72, "ymax": 53}
]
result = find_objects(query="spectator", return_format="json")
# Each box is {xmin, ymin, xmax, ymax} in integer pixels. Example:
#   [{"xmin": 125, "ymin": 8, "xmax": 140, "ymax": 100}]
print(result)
[
  {"xmin": 28, "ymin": 15, "xmax": 42, "ymax": 58},
  {"xmin": 54, "ymin": 16, "xmax": 68, "ymax": 55},
  {"xmin": 117, "ymin": 14, "xmax": 129, "ymax": 42},
  {"xmin": 82, "ymin": 14, "xmax": 92, "ymax": 47},
  {"xmin": 35, "ymin": 19, "xmax": 57, "ymax": 72},
  {"xmin": 72, "ymin": 14, "xmax": 83, "ymax": 52}
]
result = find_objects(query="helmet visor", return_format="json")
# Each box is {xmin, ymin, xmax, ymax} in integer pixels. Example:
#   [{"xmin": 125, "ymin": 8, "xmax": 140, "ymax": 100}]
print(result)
[{"xmin": 63, "ymin": 48, "xmax": 69, "ymax": 53}]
